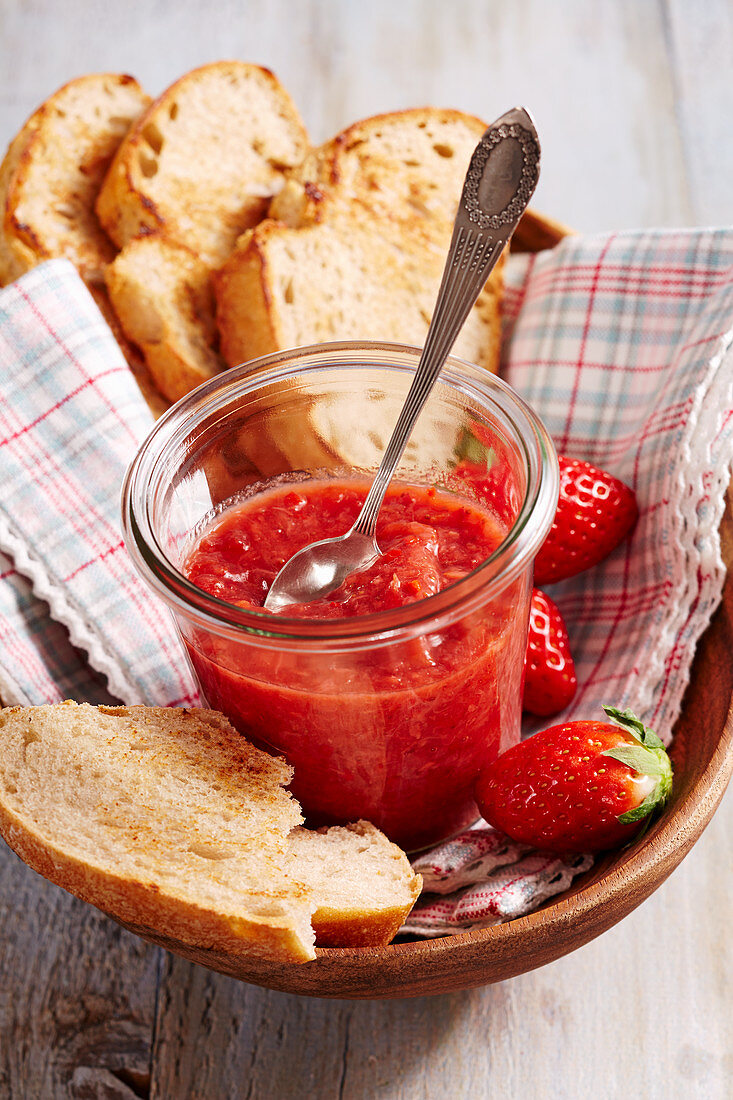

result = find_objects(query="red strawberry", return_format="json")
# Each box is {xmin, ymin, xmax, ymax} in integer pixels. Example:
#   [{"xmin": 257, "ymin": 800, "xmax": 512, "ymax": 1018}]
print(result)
[
  {"xmin": 523, "ymin": 588, "xmax": 577, "ymax": 716},
  {"xmin": 534, "ymin": 456, "xmax": 638, "ymax": 585},
  {"xmin": 475, "ymin": 707, "xmax": 673, "ymax": 854}
]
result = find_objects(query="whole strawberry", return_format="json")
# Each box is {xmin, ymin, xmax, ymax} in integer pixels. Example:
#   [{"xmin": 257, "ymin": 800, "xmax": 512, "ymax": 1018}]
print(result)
[
  {"xmin": 524, "ymin": 588, "xmax": 577, "ymax": 716},
  {"xmin": 534, "ymin": 456, "xmax": 638, "ymax": 585},
  {"xmin": 475, "ymin": 707, "xmax": 673, "ymax": 854}
]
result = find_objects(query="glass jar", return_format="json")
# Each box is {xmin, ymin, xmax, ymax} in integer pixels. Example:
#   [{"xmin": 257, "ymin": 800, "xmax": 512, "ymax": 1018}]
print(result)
[{"xmin": 122, "ymin": 342, "xmax": 558, "ymax": 851}]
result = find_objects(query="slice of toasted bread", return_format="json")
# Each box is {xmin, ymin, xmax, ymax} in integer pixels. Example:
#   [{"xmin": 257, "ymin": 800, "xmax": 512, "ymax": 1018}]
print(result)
[
  {"xmin": 215, "ymin": 108, "xmax": 503, "ymax": 376},
  {"xmin": 215, "ymin": 109, "xmax": 504, "ymax": 471},
  {"xmin": 0, "ymin": 74, "xmax": 149, "ymax": 287},
  {"xmin": 96, "ymin": 62, "xmax": 310, "ymax": 267},
  {"xmin": 105, "ymin": 234, "xmax": 223, "ymax": 404},
  {"xmin": 214, "ymin": 214, "xmax": 501, "ymax": 371},
  {"xmin": 270, "ymin": 107, "xmax": 499, "ymax": 250},
  {"xmin": 286, "ymin": 821, "xmax": 421, "ymax": 947},
  {"xmin": 0, "ymin": 702, "xmax": 420, "ymax": 962}
]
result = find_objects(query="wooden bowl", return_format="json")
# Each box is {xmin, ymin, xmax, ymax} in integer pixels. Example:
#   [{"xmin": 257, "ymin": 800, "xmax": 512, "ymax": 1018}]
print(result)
[
  {"xmin": 114, "ymin": 209, "xmax": 732, "ymax": 998},
  {"xmin": 116, "ymin": 500, "xmax": 733, "ymax": 996}
]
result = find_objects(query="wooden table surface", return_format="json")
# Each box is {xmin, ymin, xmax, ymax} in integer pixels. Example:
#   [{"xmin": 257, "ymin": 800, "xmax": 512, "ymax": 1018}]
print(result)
[{"xmin": 0, "ymin": 2, "xmax": 731, "ymax": 1097}]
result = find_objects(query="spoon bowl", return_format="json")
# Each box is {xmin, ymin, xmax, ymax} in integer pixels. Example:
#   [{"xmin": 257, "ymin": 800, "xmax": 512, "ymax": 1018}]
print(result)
[{"xmin": 263, "ymin": 531, "xmax": 380, "ymax": 613}]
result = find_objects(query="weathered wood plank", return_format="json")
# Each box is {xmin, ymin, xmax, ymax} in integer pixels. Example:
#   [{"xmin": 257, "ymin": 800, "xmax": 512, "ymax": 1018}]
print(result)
[
  {"xmin": 0, "ymin": 0, "xmax": 720, "ymax": 230},
  {"xmin": 662, "ymin": 0, "xmax": 733, "ymax": 226},
  {"xmin": 148, "ymin": 795, "xmax": 730, "ymax": 1100},
  {"xmin": 0, "ymin": 844, "xmax": 159, "ymax": 1099}
]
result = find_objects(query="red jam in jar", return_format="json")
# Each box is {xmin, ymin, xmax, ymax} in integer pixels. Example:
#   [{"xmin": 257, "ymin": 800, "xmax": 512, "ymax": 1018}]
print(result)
[{"xmin": 183, "ymin": 478, "xmax": 530, "ymax": 850}]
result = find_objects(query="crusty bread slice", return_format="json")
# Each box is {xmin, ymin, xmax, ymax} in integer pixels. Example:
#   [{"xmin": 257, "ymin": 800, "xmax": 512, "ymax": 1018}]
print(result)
[
  {"xmin": 105, "ymin": 234, "xmax": 223, "ymax": 404},
  {"xmin": 269, "ymin": 109, "xmax": 507, "ymax": 298},
  {"xmin": 96, "ymin": 61, "xmax": 310, "ymax": 267},
  {"xmin": 0, "ymin": 129, "xmax": 38, "ymax": 285},
  {"xmin": 0, "ymin": 702, "xmax": 420, "ymax": 962},
  {"xmin": 215, "ymin": 214, "xmax": 501, "ymax": 371},
  {"xmin": 0, "ymin": 74, "xmax": 149, "ymax": 287},
  {"xmin": 269, "ymin": 107, "xmax": 500, "ymax": 252},
  {"xmin": 215, "ymin": 108, "xmax": 503, "ymax": 375},
  {"xmin": 215, "ymin": 109, "xmax": 504, "ymax": 472},
  {"xmin": 286, "ymin": 822, "xmax": 421, "ymax": 947}
]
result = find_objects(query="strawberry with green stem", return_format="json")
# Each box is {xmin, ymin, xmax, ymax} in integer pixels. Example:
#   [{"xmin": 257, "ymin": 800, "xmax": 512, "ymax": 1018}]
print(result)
[{"xmin": 475, "ymin": 707, "xmax": 673, "ymax": 854}]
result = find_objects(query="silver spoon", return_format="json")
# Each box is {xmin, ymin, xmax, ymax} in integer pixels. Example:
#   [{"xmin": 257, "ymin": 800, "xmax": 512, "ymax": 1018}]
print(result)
[{"xmin": 264, "ymin": 106, "xmax": 541, "ymax": 613}]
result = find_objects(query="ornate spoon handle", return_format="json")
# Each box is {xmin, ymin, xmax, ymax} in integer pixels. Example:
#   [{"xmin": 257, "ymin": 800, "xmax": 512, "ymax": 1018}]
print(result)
[{"xmin": 352, "ymin": 106, "xmax": 541, "ymax": 538}]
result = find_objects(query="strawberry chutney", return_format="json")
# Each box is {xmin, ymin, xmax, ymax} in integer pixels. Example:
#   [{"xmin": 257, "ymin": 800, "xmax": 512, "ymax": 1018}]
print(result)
[{"xmin": 183, "ymin": 477, "xmax": 530, "ymax": 851}]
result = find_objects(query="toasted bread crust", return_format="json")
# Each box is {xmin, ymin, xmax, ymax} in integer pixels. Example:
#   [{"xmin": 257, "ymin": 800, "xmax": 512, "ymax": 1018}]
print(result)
[
  {"xmin": 0, "ymin": 791, "xmax": 315, "ymax": 963},
  {"xmin": 216, "ymin": 108, "xmax": 504, "ymax": 377},
  {"xmin": 0, "ymin": 128, "xmax": 38, "ymax": 284},
  {"xmin": 2, "ymin": 79, "xmax": 505, "ymax": 421},
  {"xmin": 213, "ymin": 228, "xmax": 281, "ymax": 366},
  {"xmin": 286, "ymin": 821, "xmax": 422, "ymax": 949},
  {"xmin": 271, "ymin": 107, "xmax": 492, "ymax": 234},
  {"xmin": 0, "ymin": 703, "xmax": 421, "ymax": 961},
  {"xmin": 311, "ymin": 905, "xmax": 416, "ymax": 948},
  {"xmin": 105, "ymin": 234, "xmax": 223, "ymax": 404},
  {"xmin": 215, "ymin": 109, "xmax": 505, "ymax": 474},
  {"xmin": 96, "ymin": 61, "xmax": 310, "ymax": 266},
  {"xmin": 215, "ymin": 217, "xmax": 502, "ymax": 373},
  {"xmin": 93, "ymin": 61, "xmax": 309, "ymax": 407},
  {"xmin": 0, "ymin": 74, "xmax": 149, "ymax": 287}
]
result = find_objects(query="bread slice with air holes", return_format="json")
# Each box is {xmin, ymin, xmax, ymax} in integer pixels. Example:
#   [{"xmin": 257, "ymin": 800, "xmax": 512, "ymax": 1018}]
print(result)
[
  {"xmin": 96, "ymin": 61, "xmax": 308, "ymax": 405},
  {"xmin": 270, "ymin": 107, "xmax": 500, "ymax": 252},
  {"xmin": 214, "ymin": 108, "xmax": 504, "ymax": 473},
  {"xmin": 0, "ymin": 73, "xmax": 150, "ymax": 287},
  {"xmin": 95, "ymin": 61, "xmax": 310, "ymax": 268},
  {"xmin": 214, "ymin": 107, "xmax": 504, "ymax": 374},
  {"xmin": 0, "ymin": 702, "xmax": 421, "ymax": 962},
  {"xmin": 215, "ymin": 215, "xmax": 501, "ymax": 372},
  {"xmin": 104, "ymin": 233, "xmax": 224, "ymax": 405}
]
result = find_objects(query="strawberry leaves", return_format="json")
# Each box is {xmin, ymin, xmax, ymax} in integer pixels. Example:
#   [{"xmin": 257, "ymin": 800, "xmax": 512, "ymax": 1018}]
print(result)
[{"xmin": 601, "ymin": 706, "xmax": 673, "ymax": 823}]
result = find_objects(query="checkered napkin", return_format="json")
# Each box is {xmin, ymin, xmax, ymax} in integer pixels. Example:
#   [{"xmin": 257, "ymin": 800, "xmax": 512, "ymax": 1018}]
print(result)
[
  {"xmin": 1, "ymin": 227, "xmax": 731, "ymax": 940},
  {"xmin": 0, "ymin": 260, "xmax": 198, "ymax": 709}
]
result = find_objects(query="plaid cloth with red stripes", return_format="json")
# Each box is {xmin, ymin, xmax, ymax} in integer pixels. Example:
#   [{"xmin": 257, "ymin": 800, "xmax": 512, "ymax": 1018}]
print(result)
[{"xmin": 0, "ymin": 229, "xmax": 731, "ymax": 936}]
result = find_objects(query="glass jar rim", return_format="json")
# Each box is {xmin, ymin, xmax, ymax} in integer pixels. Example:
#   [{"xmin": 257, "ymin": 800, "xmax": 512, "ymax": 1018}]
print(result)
[{"xmin": 122, "ymin": 341, "xmax": 559, "ymax": 645}]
